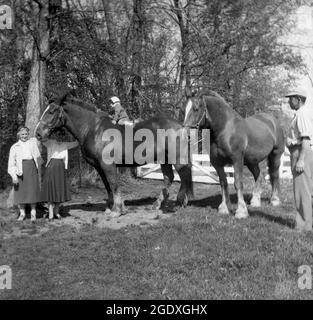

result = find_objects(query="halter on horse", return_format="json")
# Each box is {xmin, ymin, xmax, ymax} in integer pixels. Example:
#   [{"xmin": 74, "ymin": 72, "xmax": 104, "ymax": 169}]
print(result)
[{"xmin": 184, "ymin": 89, "xmax": 285, "ymax": 219}]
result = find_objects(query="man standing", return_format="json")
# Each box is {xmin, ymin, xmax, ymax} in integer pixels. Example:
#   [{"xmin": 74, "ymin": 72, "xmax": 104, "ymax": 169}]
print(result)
[
  {"xmin": 109, "ymin": 96, "xmax": 130, "ymax": 125},
  {"xmin": 286, "ymin": 88, "xmax": 313, "ymax": 232}
]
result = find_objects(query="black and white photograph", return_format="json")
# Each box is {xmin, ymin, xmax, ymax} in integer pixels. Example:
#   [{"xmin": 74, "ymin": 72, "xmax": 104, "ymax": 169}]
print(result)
[{"xmin": 1, "ymin": 0, "xmax": 313, "ymax": 302}]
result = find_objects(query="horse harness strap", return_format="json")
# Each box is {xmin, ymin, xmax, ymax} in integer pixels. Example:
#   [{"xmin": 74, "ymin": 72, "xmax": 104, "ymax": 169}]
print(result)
[
  {"xmin": 41, "ymin": 106, "xmax": 65, "ymax": 128},
  {"xmin": 195, "ymin": 107, "xmax": 208, "ymax": 129}
]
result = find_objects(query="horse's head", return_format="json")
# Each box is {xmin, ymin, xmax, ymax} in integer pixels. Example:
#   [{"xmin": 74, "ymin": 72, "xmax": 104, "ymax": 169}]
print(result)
[
  {"xmin": 35, "ymin": 92, "xmax": 72, "ymax": 141},
  {"xmin": 183, "ymin": 89, "xmax": 207, "ymax": 129}
]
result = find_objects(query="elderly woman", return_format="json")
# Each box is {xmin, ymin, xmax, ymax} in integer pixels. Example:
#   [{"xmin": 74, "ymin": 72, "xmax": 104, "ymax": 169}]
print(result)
[
  {"xmin": 40, "ymin": 136, "xmax": 79, "ymax": 221},
  {"xmin": 8, "ymin": 126, "xmax": 42, "ymax": 221}
]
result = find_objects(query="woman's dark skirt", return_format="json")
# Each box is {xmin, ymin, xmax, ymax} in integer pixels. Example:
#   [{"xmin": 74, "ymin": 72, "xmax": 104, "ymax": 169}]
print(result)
[
  {"xmin": 13, "ymin": 160, "xmax": 40, "ymax": 205},
  {"xmin": 41, "ymin": 159, "xmax": 71, "ymax": 203}
]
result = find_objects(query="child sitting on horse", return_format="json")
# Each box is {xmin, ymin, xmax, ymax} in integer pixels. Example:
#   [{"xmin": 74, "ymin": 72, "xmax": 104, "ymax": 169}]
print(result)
[{"xmin": 109, "ymin": 96, "xmax": 130, "ymax": 125}]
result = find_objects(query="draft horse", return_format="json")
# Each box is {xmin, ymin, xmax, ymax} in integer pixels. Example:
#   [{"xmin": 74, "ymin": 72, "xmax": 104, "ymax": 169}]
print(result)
[
  {"xmin": 183, "ymin": 89, "xmax": 285, "ymax": 218},
  {"xmin": 35, "ymin": 92, "xmax": 193, "ymax": 218}
]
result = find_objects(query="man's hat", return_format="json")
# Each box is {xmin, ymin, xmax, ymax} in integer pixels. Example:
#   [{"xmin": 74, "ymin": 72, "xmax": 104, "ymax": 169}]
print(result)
[
  {"xmin": 285, "ymin": 88, "xmax": 307, "ymax": 99},
  {"xmin": 109, "ymin": 96, "xmax": 120, "ymax": 104}
]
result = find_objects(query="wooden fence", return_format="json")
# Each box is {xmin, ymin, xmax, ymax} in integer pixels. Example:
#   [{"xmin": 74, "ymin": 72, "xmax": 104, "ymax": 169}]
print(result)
[{"xmin": 136, "ymin": 148, "xmax": 292, "ymax": 184}]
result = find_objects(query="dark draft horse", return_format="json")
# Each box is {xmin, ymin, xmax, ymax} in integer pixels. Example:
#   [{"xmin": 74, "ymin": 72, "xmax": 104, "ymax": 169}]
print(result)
[
  {"xmin": 35, "ymin": 92, "xmax": 193, "ymax": 218},
  {"xmin": 183, "ymin": 89, "xmax": 285, "ymax": 218}
]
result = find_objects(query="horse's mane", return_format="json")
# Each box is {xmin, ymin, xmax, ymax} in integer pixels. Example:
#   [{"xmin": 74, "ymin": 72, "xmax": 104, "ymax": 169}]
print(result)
[
  {"xmin": 51, "ymin": 91, "xmax": 100, "ymax": 113},
  {"xmin": 198, "ymin": 89, "xmax": 228, "ymax": 104},
  {"xmin": 65, "ymin": 96, "xmax": 99, "ymax": 113}
]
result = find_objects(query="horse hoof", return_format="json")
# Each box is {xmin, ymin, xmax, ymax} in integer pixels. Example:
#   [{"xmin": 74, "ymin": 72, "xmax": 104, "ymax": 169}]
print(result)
[
  {"xmin": 218, "ymin": 208, "xmax": 230, "ymax": 215},
  {"xmin": 176, "ymin": 194, "xmax": 188, "ymax": 208},
  {"xmin": 250, "ymin": 198, "xmax": 261, "ymax": 207},
  {"xmin": 270, "ymin": 199, "xmax": 280, "ymax": 207},
  {"xmin": 176, "ymin": 201, "xmax": 187, "ymax": 209},
  {"xmin": 110, "ymin": 211, "xmax": 122, "ymax": 218},
  {"xmin": 235, "ymin": 210, "xmax": 249, "ymax": 219},
  {"xmin": 105, "ymin": 208, "xmax": 112, "ymax": 215},
  {"xmin": 182, "ymin": 195, "xmax": 189, "ymax": 207},
  {"xmin": 152, "ymin": 200, "xmax": 161, "ymax": 211},
  {"xmin": 218, "ymin": 204, "xmax": 230, "ymax": 215}
]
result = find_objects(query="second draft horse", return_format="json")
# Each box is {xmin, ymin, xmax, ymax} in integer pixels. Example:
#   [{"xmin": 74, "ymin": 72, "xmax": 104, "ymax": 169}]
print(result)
[{"xmin": 183, "ymin": 89, "xmax": 285, "ymax": 218}]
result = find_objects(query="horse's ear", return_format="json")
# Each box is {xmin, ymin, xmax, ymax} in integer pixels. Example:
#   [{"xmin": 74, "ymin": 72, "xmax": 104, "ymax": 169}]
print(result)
[
  {"xmin": 59, "ymin": 89, "xmax": 76, "ymax": 105},
  {"xmin": 43, "ymin": 93, "xmax": 49, "ymax": 106},
  {"xmin": 45, "ymin": 91, "xmax": 56, "ymax": 104}
]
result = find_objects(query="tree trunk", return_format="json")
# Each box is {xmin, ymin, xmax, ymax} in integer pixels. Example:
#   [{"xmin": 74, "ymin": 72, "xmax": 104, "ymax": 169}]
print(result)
[
  {"xmin": 78, "ymin": 149, "xmax": 82, "ymax": 188},
  {"xmin": 25, "ymin": 0, "xmax": 50, "ymax": 135},
  {"xmin": 25, "ymin": 47, "xmax": 44, "ymax": 134},
  {"xmin": 102, "ymin": 0, "xmax": 127, "ymax": 103},
  {"xmin": 173, "ymin": 0, "xmax": 193, "ymax": 121},
  {"xmin": 130, "ymin": 0, "xmax": 145, "ymax": 118},
  {"xmin": 232, "ymin": 42, "xmax": 244, "ymax": 114},
  {"xmin": 174, "ymin": 0, "xmax": 192, "ymax": 92}
]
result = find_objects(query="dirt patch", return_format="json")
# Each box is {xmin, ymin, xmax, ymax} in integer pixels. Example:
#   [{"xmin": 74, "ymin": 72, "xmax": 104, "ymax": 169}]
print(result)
[
  {"xmin": 2, "ymin": 224, "xmax": 51, "ymax": 240},
  {"xmin": 0, "ymin": 205, "xmax": 172, "ymax": 240},
  {"xmin": 0, "ymin": 175, "xmax": 296, "ymax": 241},
  {"xmin": 59, "ymin": 204, "xmax": 170, "ymax": 230},
  {"xmin": 0, "ymin": 203, "xmax": 171, "ymax": 239},
  {"xmin": 0, "ymin": 181, "xmax": 178, "ymax": 240}
]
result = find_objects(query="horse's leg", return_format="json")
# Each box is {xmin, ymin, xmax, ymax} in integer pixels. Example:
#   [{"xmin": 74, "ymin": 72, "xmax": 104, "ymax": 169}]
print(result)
[
  {"xmin": 174, "ymin": 164, "xmax": 193, "ymax": 208},
  {"xmin": 96, "ymin": 168, "xmax": 114, "ymax": 213},
  {"xmin": 233, "ymin": 158, "xmax": 249, "ymax": 219},
  {"xmin": 247, "ymin": 163, "xmax": 262, "ymax": 207},
  {"xmin": 268, "ymin": 150, "xmax": 281, "ymax": 207},
  {"xmin": 85, "ymin": 158, "xmax": 114, "ymax": 213},
  {"xmin": 100, "ymin": 164, "xmax": 125, "ymax": 218},
  {"xmin": 214, "ymin": 165, "xmax": 231, "ymax": 215},
  {"xmin": 152, "ymin": 164, "xmax": 174, "ymax": 210}
]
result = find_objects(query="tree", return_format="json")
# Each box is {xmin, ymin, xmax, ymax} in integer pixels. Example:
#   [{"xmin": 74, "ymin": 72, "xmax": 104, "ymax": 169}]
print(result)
[
  {"xmin": 22, "ymin": 0, "xmax": 51, "ymax": 134},
  {"xmin": 129, "ymin": 0, "xmax": 145, "ymax": 117},
  {"xmin": 0, "ymin": 0, "xmax": 308, "ymax": 191},
  {"xmin": 190, "ymin": 0, "xmax": 305, "ymax": 114}
]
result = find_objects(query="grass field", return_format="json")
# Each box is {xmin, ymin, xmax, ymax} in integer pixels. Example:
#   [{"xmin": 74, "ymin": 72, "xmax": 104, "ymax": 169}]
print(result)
[{"xmin": 1, "ymin": 174, "xmax": 313, "ymax": 300}]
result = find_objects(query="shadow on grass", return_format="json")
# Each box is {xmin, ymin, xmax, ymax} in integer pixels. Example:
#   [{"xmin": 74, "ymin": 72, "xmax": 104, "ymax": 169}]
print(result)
[
  {"xmin": 125, "ymin": 197, "xmax": 157, "ymax": 206},
  {"xmin": 63, "ymin": 196, "xmax": 158, "ymax": 212},
  {"xmin": 62, "ymin": 195, "xmax": 180, "ymax": 215},
  {"xmin": 62, "ymin": 202, "xmax": 107, "ymax": 214},
  {"xmin": 62, "ymin": 192, "xmax": 295, "ymax": 228},
  {"xmin": 61, "ymin": 197, "xmax": 155, "ymax": 214},
  {"xmin": 190, "ymin": 193, "xmax": 295, "ymax": 229},
  {"xmin": 189, "ymin": 193, "xmax": 251, "ymax": 209},
  {"xmin": 249, "ymin": 209, "xmax": 295, "ymax": 229}
]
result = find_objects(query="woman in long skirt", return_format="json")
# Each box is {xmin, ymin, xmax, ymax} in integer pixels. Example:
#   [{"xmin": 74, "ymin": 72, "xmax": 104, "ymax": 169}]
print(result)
[
  {"xmin": 40, "ymin": 138, "xmax": 79, "ymax": 220},
  {"xmin": 7, "ymin": 126, "xmax": 42, "ymax": 221}
]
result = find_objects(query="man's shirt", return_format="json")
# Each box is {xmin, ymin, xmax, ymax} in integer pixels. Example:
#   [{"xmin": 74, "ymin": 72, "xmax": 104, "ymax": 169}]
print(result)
[{"xmin": 287, "ymin": 104, "xmax": 313, "ymax": 147}]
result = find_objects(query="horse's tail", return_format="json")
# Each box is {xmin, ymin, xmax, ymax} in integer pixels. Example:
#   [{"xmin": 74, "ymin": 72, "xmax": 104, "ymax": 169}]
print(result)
[
  {"xmin": 174, "ymin": 161, "xmax": 194, "ymax": 202},
  {"xmin": 182, "ymin": 131, "xmax": 194, "ymax": 200},
  {"xmin": 185, "ymin": 163, "xmax": 194, "ymax": 199}
]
